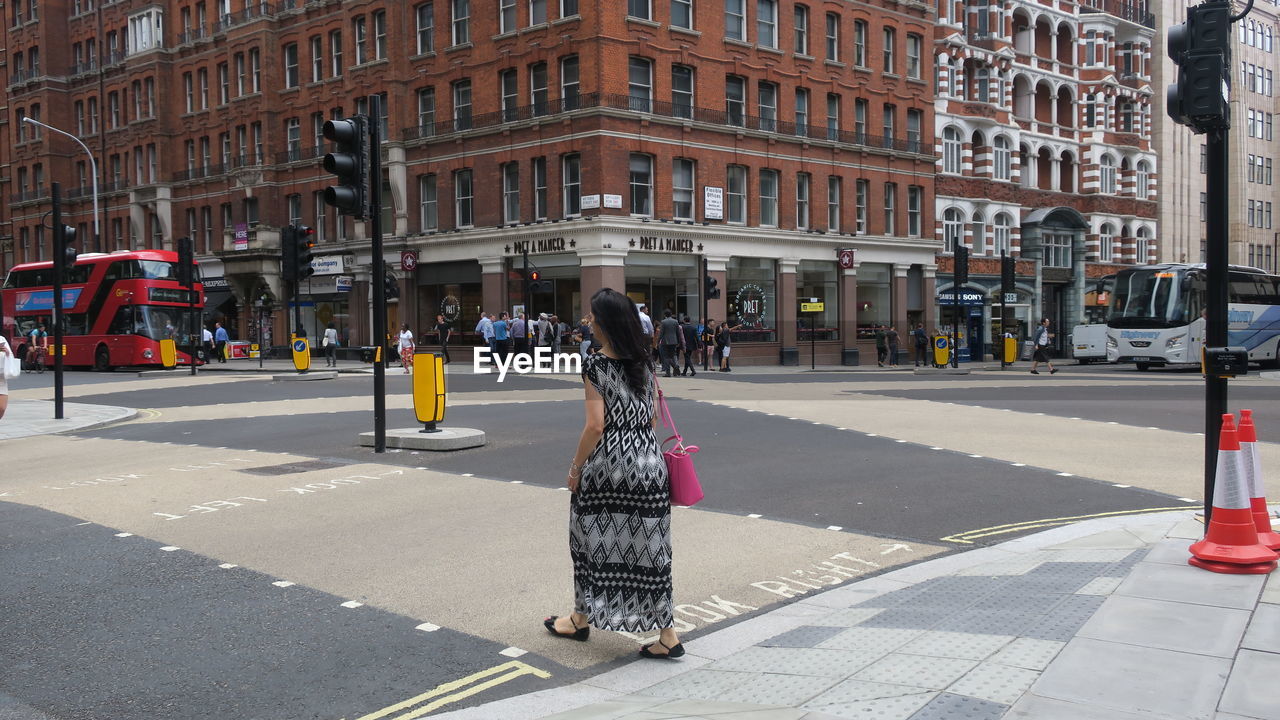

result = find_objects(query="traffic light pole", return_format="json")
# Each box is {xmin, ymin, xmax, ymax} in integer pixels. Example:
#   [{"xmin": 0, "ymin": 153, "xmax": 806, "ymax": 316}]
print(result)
[
  {"xmin": 1204, "ymin": 125, "xmax": 1229, "ymax": 523},
  {"xmin": 51, "ymin": 183, "xmax": 65, "ymax": 420},
  {"xmin": 702, "ymin": 256, "xmax": 709, "ymax": 372},
  {"xmin": 368, "ymin": 97, "xmax": 387, "ymax": 453}
]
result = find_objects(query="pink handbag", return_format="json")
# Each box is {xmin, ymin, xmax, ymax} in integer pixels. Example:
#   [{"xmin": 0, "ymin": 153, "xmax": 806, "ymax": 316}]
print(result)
[{"xmin": 656, "ymin": 381, "xmax": 703, "ymax": 506}]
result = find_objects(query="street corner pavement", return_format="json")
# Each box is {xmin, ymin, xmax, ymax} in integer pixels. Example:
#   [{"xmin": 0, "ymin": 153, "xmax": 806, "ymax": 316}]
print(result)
[
  {"xmin": 434, "ymin": 509, "xmax": 1280, "ymax": 720},
  {"xmin": 0, "ymin": 399, "xmax": 136, "ymax": 442}
]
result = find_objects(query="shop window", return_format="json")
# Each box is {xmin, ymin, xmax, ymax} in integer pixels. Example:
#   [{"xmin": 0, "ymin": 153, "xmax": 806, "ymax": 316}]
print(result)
[
  {"xmin": 798, "ymin": 260, "xmax": 837, "ymax": 340},
  {"xmin": 856, "ymin": 262, "xmax": 891, "ymax": 338},
  {"xmin": 727, "ymin": 257, "xmax": 776, "ymax": 342}
]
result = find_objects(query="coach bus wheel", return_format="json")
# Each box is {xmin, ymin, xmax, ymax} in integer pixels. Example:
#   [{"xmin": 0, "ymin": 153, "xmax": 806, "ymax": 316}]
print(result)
[{"xmin": 94, "ymin": 346, "xmax": 111, "ymax": 372}]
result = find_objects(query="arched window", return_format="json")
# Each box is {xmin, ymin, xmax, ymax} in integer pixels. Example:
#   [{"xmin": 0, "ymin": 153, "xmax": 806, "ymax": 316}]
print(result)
[
  {"xmin": 974, "ymin": 65, "xmax": 991, "ymax": 101},
  {"xmin": 993, "ymin": 212, "xmax": 1012, "ymax": 255},
  {"xmin": 942, "ymin": 126, "xmax": 963, "ymax": 174},
  {"xmin": 1099, "ymin": 222, "xmax": 1115, "ymax": 262},
  {"xmin": 1266, "ymin": 26, "xmax": 1273, "ymax": 53},
  {"xmin": 1135, "ymin": 160, "xmax": 1150, "ymax": 199},
  {"xmin": 971, "ymin": 210, "xmax": 987, "ymax": 254},
  {"xmin": 993, "ymin": 135, "xmax": 1011, "ymax": 180},
  {"xmin": 1099, "ymin": 153, "xmax": 1117, "ymax": 194},
  {"xmin": 943, "ymin": 207, "xmax": 964, "ymax": 252},
  {"xmin": 1135, "ymin": 226, "xmax": 1151, "ymax": 265}
]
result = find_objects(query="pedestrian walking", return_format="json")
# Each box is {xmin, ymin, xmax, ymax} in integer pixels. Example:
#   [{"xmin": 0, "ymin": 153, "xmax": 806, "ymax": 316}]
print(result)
[
  {"xmin": 477, "ymin": 313, "xmax": 495, "ymax": 361},
  {"xmin": 912, "ymin": 323, "xmax": 929, "ymax": 367},
  {"xmin": 435, "ymin": 314, "xmax": 452, "ymax": 364},
  {"xmin": 1030, "ymin": 318, "xmax": 1058, "ymax": 375},
  {"xmin": 874, "ymin": 325, "xmax": 887, "ymax": 367},
  {"xmin": 0, "ymin": 331, "xmax": 12, "ymax": 419},
  {"xmin": 576, "ymin": 316, "xmax": 593, "ymax": 359},
  {"xmin": 886, "ymin": 325, "xmax": 900, "ymax": 367},
  {"xmin": 323, "ymin": 322, "xmax": 339, "ymax": 367},
  {"xmin": 398, "ymin": 323, "xmax": 415, "ymax": 374},
  {"xmin": 201, "ymin": 325, "xmax": 214, "ymax": 363},
  {"xmin": 716, "ymin": 321, "xmax": 742, "ymax": 372},
  {"xmin": 637, "ymin": 303, "xmax": 655, "ymax": 360},
  {"xmin": 493, "ymin": 312, "xmax": 512, "ymax": 364},
  {"xmin": 511, "ymin": 313, "xmax": 528, "ymax": 360},
  {"xmin": 657, "ymin": 310, "xmax": 683, "ymax": 377},
  {"xmin": 545, "ymin": 287, "xmax": 682, "ymax": 659},
  {"xmin": 680, "ymin": 315, "xmax": 700, "ymax": 376},
  {"xmin": 213, "ymin": 322, "xmax": 229, "ymax": 363},
  {"xmin": 550, "ymin": 315, "xmax": 563, "ymax": 355},
  {"xmin": 700, "ymin": 320, "xmax": 715, "ymax": 369}
]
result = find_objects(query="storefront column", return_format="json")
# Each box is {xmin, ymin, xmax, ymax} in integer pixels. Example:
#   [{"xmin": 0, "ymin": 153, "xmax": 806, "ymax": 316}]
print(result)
[
  {"xmin": 923, "ymin": 264, "xmax": 938, "ymax": 331},
  {"xmin": 778, "ymin": 259, "xmax": 799, "ymax": 365},
  {"xmin": 578, "ymin": 248, "xmax": 627, "ymax": 306},
  {"xmin": 351, "ymin": 277, "xmax": 369, "ymax": 345},
  {"xmin": 706, "ymin": 255, "xmax": 728, "ymax": 326},
  {"xmin": 480, "ymin": 257, "xmax": 506, "ymax": 318},
  {"xmin": 840, "ymin": 266, "xmax": 859, "ymax": 365},
  {"xmin": 892, "ymin": 264, "xmax": 910, "ymax": 337}
]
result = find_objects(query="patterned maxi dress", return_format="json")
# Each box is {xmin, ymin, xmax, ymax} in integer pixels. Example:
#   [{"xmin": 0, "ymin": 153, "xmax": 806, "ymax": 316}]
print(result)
[{"xmin": 571, "ymin": 354, "xmax": 673, "ymax": 632}]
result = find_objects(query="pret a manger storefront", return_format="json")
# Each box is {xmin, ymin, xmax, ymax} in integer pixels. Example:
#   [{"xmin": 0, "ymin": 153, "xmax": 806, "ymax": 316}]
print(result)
[{"xmin": 401, "ymin": 219, "xmax": 936, "ymax": 366}]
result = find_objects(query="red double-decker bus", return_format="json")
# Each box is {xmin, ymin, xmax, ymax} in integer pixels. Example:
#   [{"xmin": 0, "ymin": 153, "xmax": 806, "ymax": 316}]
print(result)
[{"xmin": 1, "ymin": 250, "xmax": 204, "ymax": 370}]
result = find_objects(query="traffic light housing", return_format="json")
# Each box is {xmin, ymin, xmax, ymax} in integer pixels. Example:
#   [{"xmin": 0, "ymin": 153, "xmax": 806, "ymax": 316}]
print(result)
[
  {"xmin": 1167, "ymin": 1, "xmax": 1232, "ymax": 133},
  {"xmin": 281, "ymin": 224, "xmax": 298, "ymax": 282},
  {"xmin": 177, "ymin": 236, "xmax": 194, "ymax": 288},
  {"xmin": 705, "ymin": 274, "xmax": 720, "ymax": 300},
  {"xmin": 322, "ymin": 117, "xmax": 368, "ymax": 218},
  {"xmin": 383, "ymin": 271, "xmax": 400, "ymax": 300},
  {"xmin": 294, "ymin": 225, "xmax": 316, "ymax": 281},
  {"xmin": 529, "ymin": 269, "xmax": 551, "ymax": 293},
  {"xmin": 954, "ymin": 243, "xmax": 969, "ymax": 286},
  {"xmin": 55, "ymin": 224, "xmax": 77, "ymax": 275},
  {"xmin": 1001, "ymin": 254, "xmax": 1015, "ymax": 297}
]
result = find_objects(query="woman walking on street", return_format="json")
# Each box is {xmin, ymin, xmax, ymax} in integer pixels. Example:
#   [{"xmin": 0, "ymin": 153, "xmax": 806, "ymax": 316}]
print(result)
[
  {"xmin": 545, "ymin": 288, "xmax": 683, "ymax": 659},
  {"xmin": 323, "ymin": 322, "xmax": 339, "ymax": 368},
  {"xmin": 576, "ymin": 315, "xmax": 593, "ymax": 359},
  {"xmin": 0, "ymin": 331, "xmax": 12, "ymax": 419},
  {"xmin": 398, "ymin": 323, "xmax": 415, "ymax": 374}
]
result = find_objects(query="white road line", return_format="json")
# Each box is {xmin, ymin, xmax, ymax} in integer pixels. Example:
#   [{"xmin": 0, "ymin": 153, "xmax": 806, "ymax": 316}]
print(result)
[
  {"xmin": 1113, "ymin": 484, "xmax": 1132, "ymax": 488},
  {"xmin": 826, "ymin": 525, "xmax": 843, "ymax": 531},
  {"xmin": 930, "ymin": 447, "xmax": 943, "ymax": 450},
  {"xmin": 160, "ymin": 546, "xmax": 180, "ymax": 552},
  {"xmin": 416, "ymin": 623, "xmax": 441, "ymax": 632},
  {"xmin": 788, "ymin": 417, "xmax": 800, "ymax": 420},
  {"xmin": 1179, "ymin": 497, "xmax": 1198, "ymax": 503},
  {"xmin": 341, "ymin": 600, "xmax": 364, "ymax": 609},
  {"xmin": 969, "ymin": 454, "xmax": 984, "ymax": 458},
  {"xmin": 837, "ymin": 427, "xmax": 849, "ymax": 430},
  {"xmin": 1147, "ymin": 426, "xmax": 1160, "ymax": 430},
  {"xmin": 499, "ymin": 647, "xmax": 527, "ymax": 658},
  {"xmin": 461, "ymin": 473, "xmax": 475, "ymax": 477},
  {"xmin": 219, "ymin": 563, "xmax": 238, "ymax": 569},
  {"xmin": 115, "ymin": 532, "xmax": 133, "ymax": 537},
  {"xmin": 1011, "ymin": 463, "xmax": 1027, "ymax": 467},
  {"xmin": 895, "ymin": 439, "xmax": 908, "ymax": 443},
  {"xmin": 272, "ymin": 581, "xmax": 295, "ymax": 588},
  {"xmin": 510, "ymin": 480, "xmax": 524, "ymax": 484},
  {"xmin": 76, "ymin": 522, "xmax": 92, "ymax": 526},
  {"xmin": 1057, "ymin": 472, "xmax": 1074, "ymax": 477},
  {"xmin": 866, "ymin": 433, "xmax": 878, "ymax": 437},
  {"xmin": 1107, "ymin": 421, "xmax": 1119, "ymax": 425},
  {"xmin": 747, "ymin": 513, "xmax": 762, "ymax": 519},
  {"xmin": 1193, "ymin": 433, "xmax": 1205, "ymax": 437},
  {"xmin": 1069, "ymin": 417, "xmax": 1081, "ymax": 420}
]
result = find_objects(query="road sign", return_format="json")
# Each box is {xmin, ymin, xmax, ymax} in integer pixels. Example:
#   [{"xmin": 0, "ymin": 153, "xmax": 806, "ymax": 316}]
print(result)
[
  {"xmin": 1003, "ymin": 292, "xmax": 1018, "ymax": 303},
  {"xmin": 800, "ymin": 302, "xmax": 825, "ymax": 313},
  {"xmin": 291, "ymin": 337, "xmax": 311, "ymax": 373}
]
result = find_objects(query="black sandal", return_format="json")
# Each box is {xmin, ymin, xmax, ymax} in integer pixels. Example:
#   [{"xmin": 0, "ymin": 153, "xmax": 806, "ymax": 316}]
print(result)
[
  {"xmin": 543, "ymin": 615, "xmax": 590, "ymax": 641},
  {"xmin": 638, "ymin": 638, "xmax": 685, "ymax": 659}
]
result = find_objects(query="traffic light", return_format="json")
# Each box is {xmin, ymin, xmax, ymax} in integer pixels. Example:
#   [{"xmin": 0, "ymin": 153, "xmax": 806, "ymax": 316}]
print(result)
[
  {"xmin": 322, "ymin": 117, "xmax": 368, "ymax": 218},
  {"xmin": 176, "ymin": 236, "xmax": 194, "ymax": 288},
  {"xmin": 529, "ymin": 270, "xmax": 551, "ymax": 293},
  {"xmin": 1001, "ymin": 254, "xmax": 1015, "ymax": 297},
  {"xmin": 55, "ymin": 224, "xmax": 77, "ymax": 275},
  {"xmin": 705, "ymin": 274, "xmax": 720, "ymax": 300},
  {"xmin": 294, "ymin": 225, "xmax": 316, "ymax": 281},
  {"xmin": 954, "ymin": 244, "xmax": 969, "ymax": 286},
  {"xmin": 1166, "ymin": 1, "xmax": 1232, "ymax": 133},
  {"xmin": 281, "ymin": 224, "xmax": 298, "ymax": 282},
  {"xmin": 383, "ymin": 271, "xmax": 400, "ymax": 300}
]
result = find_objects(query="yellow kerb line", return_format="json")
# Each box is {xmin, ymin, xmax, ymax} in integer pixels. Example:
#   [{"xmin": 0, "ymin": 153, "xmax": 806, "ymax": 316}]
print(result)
[
  {"xmin": 355, "ymin": 661, "xmax": 551, "ymax": 720},
  {"xmin": 940, "ymin": 505, "xmax": 1200, "ymax": 544}
]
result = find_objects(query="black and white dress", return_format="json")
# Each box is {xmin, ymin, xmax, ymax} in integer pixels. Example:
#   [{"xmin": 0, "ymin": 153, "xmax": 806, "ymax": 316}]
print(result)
[{"xmin": 571, "ymin": 354, "xmax": 673, "ymax": 632}]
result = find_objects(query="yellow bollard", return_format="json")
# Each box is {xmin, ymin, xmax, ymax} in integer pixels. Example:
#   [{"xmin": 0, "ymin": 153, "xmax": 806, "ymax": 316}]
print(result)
[
  {"xmin": 159, "ymin": 338, "xmax": 178, "ymax": 369},
  {"xmin": 412, "ymin": 352, "xmax": 446, "ymax": 432},
  {"xmin": 291, "ymin": 336, "xmax": 311, "ymax": 372}
]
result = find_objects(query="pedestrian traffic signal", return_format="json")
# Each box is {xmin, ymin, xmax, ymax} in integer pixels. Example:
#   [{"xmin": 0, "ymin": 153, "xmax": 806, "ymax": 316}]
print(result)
[
  {"xmin": 177, "ymin": 236, "xmax": 195, "ymax": 288},
  {"xmin": 322, "ymin": 117, "xmax": 368, "ymax": 218},
  {"xmin": 529, "ymin": 270, "xmax": 551, "ymax": 293},
  {"xmin": 294, "ymin": 225, "xmax": 316, "ymax": 281},
  {"xmin": 1166, "ymin": 1, "xmax": 1232, "ymax": 133},
  {"xmin": 954, "ymin": 244, "xmax": 969, "ymax": 286},
  {"xmin": 383, "ymin": 271, "xmax": 400, "ymax": 300},
  {"xmin": 705, "ymin": 275, "xmax": 720, "ymax": 300}
]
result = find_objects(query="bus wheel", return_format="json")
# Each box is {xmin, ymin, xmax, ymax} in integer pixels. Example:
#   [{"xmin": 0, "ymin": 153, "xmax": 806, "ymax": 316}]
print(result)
[
  {"xmin": 94, "ymin": 346, "xmax": 112, "ymax": 372},
  {"xmin": 1136, "ymin": 362, "xmax": 1151, "ymax": 371}
]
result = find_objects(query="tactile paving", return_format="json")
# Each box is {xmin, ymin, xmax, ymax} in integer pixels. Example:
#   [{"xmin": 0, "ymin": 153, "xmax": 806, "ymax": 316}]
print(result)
[
  {"xmin": 1074, "ymin": 577, "xmax": 1123, "ymax": 596},
  {"xmin": 947, "ymin": 662, "xmax": 1041, "ymax": 705},
  {"xmin": 931, "ymin": 610, "xmax": 1045, "ymax": 636},
  {"xmin": 709, "ymin": 672, "xmax": 842, "ymax": 706},
  {"xmin": 898, "ymin": 631, "xmax": 1015, "ymax": 661},
  {"xmin": 805, "ymin": 691, "xmax": 937, "ymax": 720},
  {"xmin": 1025, "ymin": 561, "xmax": 1117, "ymax": 578},
  {"xmin": 955, "ymin": 557, "xmax": 1049, "ymax": 576},
  {"xmin": 971, "ymin": 592, "xmax": 1068, "ymax": 614},
  {"xmin": 816, "ymin": 627, "xmax": 926, "ymax": 655},
  {"xmin": 906, "ymin": 691, "xmax": 1009, "ymax": 720},
  {"xmin": 760, "ymin": 625, "xmax": 848, "ymax": 648},
  {"xmin": 635, "ymin": 668, "xmax": 757, "ymax": 700},
  {"xmin": 1042, "ymin": 548, "xmax": 1142, "ymax": 563},
  {"xmin": 860, "ymin": 607, "xmax": 961, "ymax": 630},
  {"xmin": 1022, "ymin": 594, "xmax": 1106, "ymax": 642},
  {"xmin": 808, "ymin": 678, "xmax": 933, "ymax": 705},
  {"xmin": 852, "ymin": 652, "xmax": 978, "ymax": 690},
  {"xmin": 987, "ymin": 637, "xmax": 1066, "ymax": 671},
  {"xmin": 811, "ymin": 607, "xmax": 887, "ymax": 627},
  {"xmin": 708, "ymin": 646, "xmax": 884, "ymax": 677}
]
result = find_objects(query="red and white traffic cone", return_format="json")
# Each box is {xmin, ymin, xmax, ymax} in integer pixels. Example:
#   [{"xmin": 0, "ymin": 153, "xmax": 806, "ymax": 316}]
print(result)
[
  {"xmin": 1239, "ymin": 409, "xmax": 1280, "ymax": 551},
  {"xmin": 1188, "ymin": 414, "xmax": 1278, "ymax": 574}
]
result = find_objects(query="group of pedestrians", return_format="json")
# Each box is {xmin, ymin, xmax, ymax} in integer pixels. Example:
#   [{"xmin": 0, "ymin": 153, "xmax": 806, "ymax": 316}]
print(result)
[
  {"xmin": 473, "ymin": 311, "xmax": 581, "ymax": 365},
  {"xmin": 637, "ymin": 304, "xmax": 740, "ymax": 376}
]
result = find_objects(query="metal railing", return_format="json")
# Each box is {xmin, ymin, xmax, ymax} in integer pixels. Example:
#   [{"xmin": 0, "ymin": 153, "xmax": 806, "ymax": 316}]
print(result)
[
  {"xmin": 274, "ymin": 145, "xmax": 325, "ymax": 164},
  {"xmin": 9, "ymin": 188, "xmax": 49, "ymax": 203},
  {"xmin": 69, "ymin": 59, "xmax": 98, "ymax": 76},
  {"xmin": 1079, "ymin": 1, "xmax": 1155, "ymax": 29},
  {"xmin": 178, "ymin": 26, "xmax": 208, "ymax": 44}
]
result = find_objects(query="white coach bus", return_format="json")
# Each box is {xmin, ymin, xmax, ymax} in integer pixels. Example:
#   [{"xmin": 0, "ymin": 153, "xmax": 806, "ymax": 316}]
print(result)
[{"xmin": 1106, "ymin": 263, "xmax": 1280, "ymax": 371}]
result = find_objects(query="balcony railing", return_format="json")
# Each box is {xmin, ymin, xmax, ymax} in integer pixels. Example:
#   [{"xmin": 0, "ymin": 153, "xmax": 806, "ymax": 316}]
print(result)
[
  {"xmin": 9, "ymin": 188, "xmax": 49, "ymax": 204},
  {"xmin": 1079, "ymin": 1, "xmax": 1155, "ymax": 30},
  {"xmin": 274, "ymin": 144, "xmax": 325, "ymax": 164},
  {"xmin": 401, "ymin": 91, "xmax": 927, "ymax": 154},
  {"xmin": 69, "ymin": 59, "xmax": 98, "ymax": 76},
  {"xmin": 178, "ymin": 26, "xmax": 208, "ymax": 44},
  {"xmin": 212, "ymin": 1, "xmax": 285, "ymax": 33}
]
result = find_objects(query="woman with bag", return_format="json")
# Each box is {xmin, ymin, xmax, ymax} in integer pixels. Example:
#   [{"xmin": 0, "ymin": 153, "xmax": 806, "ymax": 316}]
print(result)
[
  {"xmin": 323, "ymin": 322, "xmax": 339, "ymax": 368},
  {"xmin": 0, "ymin": 332, "xmax": 15, "ymax": 419},
  {"xmin": 545, "ymin": 288, "xmax": 684, "ymax": 659}
]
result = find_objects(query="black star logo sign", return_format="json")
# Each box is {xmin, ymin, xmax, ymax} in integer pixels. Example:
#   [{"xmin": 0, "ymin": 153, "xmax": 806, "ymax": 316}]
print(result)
[
  {"xmin": 629, "ymin": 239, "xmax": 636, "ymax": 247},
  {"xmin": 504, "ymin": 245, "xmax": 511, "ymax": 253},
  {"xmin": 569, "ymin": 239, "xmax": 576, "ymax": 247},
  {"xmin": 697, "ymin": 243, "xmax": 704, "ymax": 251}
]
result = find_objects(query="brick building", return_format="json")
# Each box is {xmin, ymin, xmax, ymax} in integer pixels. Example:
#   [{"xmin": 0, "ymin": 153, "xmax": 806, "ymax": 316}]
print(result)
[
  {"xmin": 2, "ymin": 0, "xmax": 937, "ymax": 365},
  {"xmin": 932, "ymin": 0, "xmax": 1157, "ymax": 361}
]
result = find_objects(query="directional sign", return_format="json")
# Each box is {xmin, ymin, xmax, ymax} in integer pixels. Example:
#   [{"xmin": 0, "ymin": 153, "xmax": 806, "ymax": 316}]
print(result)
[
  {"xmin": 291, "ymin": 337, "xmax": 311, "ymax": 372},
  {"xmin": 800, "ymin": 302, "xmax": 825, "ymax": 313}
]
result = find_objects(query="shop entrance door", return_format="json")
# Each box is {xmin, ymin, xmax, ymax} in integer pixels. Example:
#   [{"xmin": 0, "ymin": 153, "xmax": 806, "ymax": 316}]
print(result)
[{"xmin": 967, "ymin": 310, "xmax": 985, "ymax": 361}]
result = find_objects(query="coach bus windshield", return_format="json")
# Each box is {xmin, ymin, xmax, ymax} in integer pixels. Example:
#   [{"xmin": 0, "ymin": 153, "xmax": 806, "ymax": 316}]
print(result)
[{"xmin": 1109, "ymin": 268, "xmax": 1192, "ymax": 329}]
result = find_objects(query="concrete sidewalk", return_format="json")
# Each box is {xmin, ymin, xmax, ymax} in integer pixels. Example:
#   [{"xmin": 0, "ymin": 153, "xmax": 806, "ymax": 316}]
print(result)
[
  {"xmin": 0, "ymin": 399, "xmax": 136, "ymax": 441},
  {"xmin": 437, "ymin": 510, "xmax": 1280, "ymax": 720}
]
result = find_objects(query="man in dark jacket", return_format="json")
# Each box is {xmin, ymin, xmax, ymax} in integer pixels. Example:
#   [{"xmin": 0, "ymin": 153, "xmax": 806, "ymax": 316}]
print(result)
[
  {"xmin": 679, "ymin": 315, "xmax": 700, "ymax": 376},
  {"xmin": 658, "ymin": 310, "xmax": 684, "ymax": 377}
]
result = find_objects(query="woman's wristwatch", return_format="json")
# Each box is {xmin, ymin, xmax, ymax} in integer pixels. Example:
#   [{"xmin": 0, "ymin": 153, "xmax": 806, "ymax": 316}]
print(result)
[{"xmin": 568, "ymin": 460, "xmax": 582, "ymax": 479}]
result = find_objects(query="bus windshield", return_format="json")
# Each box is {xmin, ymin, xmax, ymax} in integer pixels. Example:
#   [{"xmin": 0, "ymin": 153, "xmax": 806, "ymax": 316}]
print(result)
[
  {"xmin": 109, "ymin": 305, "xmax": 202, "ymax": 342},
  {"xmin": 1109, "ymin": 268, "xmax": 1191, "ymax": 329}
]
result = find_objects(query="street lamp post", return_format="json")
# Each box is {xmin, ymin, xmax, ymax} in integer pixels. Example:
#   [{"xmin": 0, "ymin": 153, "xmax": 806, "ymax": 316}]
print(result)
[{"xmin": 22, "ymin": 117, "xmax": 101, "ymax": 253}]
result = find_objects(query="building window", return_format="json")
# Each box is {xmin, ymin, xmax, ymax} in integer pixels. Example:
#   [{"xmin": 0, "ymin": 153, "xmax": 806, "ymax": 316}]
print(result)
[
  {"xmin": 628, "ymin": 0, "xmax": 651, "ymax": 21},
  {"xmin": 943, "ymin": 208, "xmax": 963, "ymax": 252},
  {"xmin": 757, "ymin": 0, "xmax": 777, "ymax": 48},
  {"xmin": 283, "ymin": 43, "xmax": 299, "ymax": 88},
  {"xmin": 827, "ymin": 175, "xmax": 841, "ymax": 231},
  {"xmin": 530, "ymin": 62, "xmax": 549, "ymax": 116},
  {"xmin": 561, "ymin": 55, "xmax": 581, "ymax": 110},
  {"xmin": 353, "ymin": 16, "xmax": 368, "ymax": 64},
  {"xmin": 1135, "ymin": 160, "xmax": 1150, "ymax": 199},
  {"xmin": 906, "ymin": 33, "xmax": 922, "ymax": 79},
  {"xmin": 825, "ymin": 13, "xmax": 839, "ymax": 61},
  {"xmin": 417, "ymin": 87, "xmax": 436, "ymax": 135},
  {"xmin": 758, "ymin": 82, "xmax": 778, "ymax": 131},
  {"xmin": 562, "ymin": 154, "xmax": 581, "ymax": 216},
  {"xmin": 853, "ymin": 20, "xmax": 866, "ymax": 66},
  {"xmin": 671, "ymin": 0, "xmax": 692, "ymax": 29},
  {"xmin": 1044, "ymin": 233, "xmax": 1071, "ymax": 268},
  {"xmin": 530, "ymin": 0, "xmax": 547, "ymax": 24},
  {"xmin": 500, "ymin": 0, "xmax": 516, "ymax": 33},
  {"xmin": 500, "ymin": 68, "xmax": 519, "ymax": 121},
  {"xmin": 629, "ymin": 154, "xmax": 653, "ymax": 216},
  {"xmin": 796, "ymin": 172, "xmax": 810, "ymax": 229},
  {"xmin": 562, "ymin": 0, "xmax": 578, "ymax": 17},
  {"xmin": 854, "ymin": 178, "xmax": 867, "ymax": 234},
  {"xmin": 1099, "ymin": 154, "xmax": 1117, "ymax": 194},
  {"xmin": 453, "ymin": 79, "xmax": 472, "ymax": 130},
  {"xmin": 672, "ymin": 65, "xmax": 694, "ymax": 118},
  {"xmin": 882, "ymin": 104, "xmax": 895, "ymax": 146},
  {"xmin": 330, "ymin": 30, "xmax": 343, "ymax": 76},
  {"xmin": 249, "ymin": 47, "xmax": 261, "ymax": 92},
  {"xmin": 795, "ymin": 88, "xmax": 809, "ymax": 135},
  {"xmin": 942, "ymin": 126, "xmax": 962, "ymax": 173},
  {"xmin": 882, "ymin": 27, "xmax": 895, "ymax": 74},
  {"xmin": 503, "ymin": 162, "xmax": 520, "ymax": 223},
  {"xmin": 1099, "ymin": 223, "xmax": 1115, "ymax": 262},
  {"xmin": 726, "ymin": 75, "xmax": 746, "ymax": 126},
  {"xmin": 629, "ymin": 57, "xmax": 653, "ymax": 112},
  {"xmin": 993, "ymin": 213, "xmax": 1011, "ymax": 255},
  {"xmin": 418, "ymin": 175, "xmax": 438, "ymax": 231},
  {"xmin": 727, "ymin": 165, "xmax": 747, "ymax": 223},
  {"xmin": 971, "ymin": 212, "xmax": 987, "ymax": 254},
  {"xmin": 417, "ymin": 3, "xmax": 435, "ymax": 54},
  {"xmin": 454, "ymin": 169, "xmax": 474, "ymax": 227},
  {"xmin": 285, "ymin": 118, "xmax": 301, "ymax": 160},
  {"xmin": 993, "ymin": 135, "xmax": 1011, "ymax": 180},
  {"xmin": 725, "ymin": 0, "xmax": 745, "ymax": 41},
  {"xmin": 759, "ymin": 169, "xmax": 779, "ymax": 226},
  {"xmin": 794, "ymin": 5, "xmax": 809, "ymax": 55},
  {"xmin": 533, "ymin": 156, "xmax": 548, "ymax": 219},
  {"xmin": 883, "ymin": 182, "xmax": 897, "ymax": 235},
  {"xmin": 906, "ymin": 185, "xmax": 922, "ymax": 237},
  {"xmin": 452, "ymin": 0, "xmax": 470, "ymax": 45},
  {"xmin": 826, "ymin": 92, "xmax": 840, "ymax": 140},
  {"xmin": 727, "ymin": 257, "xmax": 777, "ymax": 342},
  {"xmin": 673, "ymin": 158, "xmax": 695, "ymax": 220},
  {"xmin": 854, "ymin": 98, "xmax": 867, "ymax": 143},
  {"xmin": 373, "ymin": 10, "xmax": 387, "ymax": 59},
  {"xmin": 906, "ymin": 109, "xmax": 922, "ymax": 153}
]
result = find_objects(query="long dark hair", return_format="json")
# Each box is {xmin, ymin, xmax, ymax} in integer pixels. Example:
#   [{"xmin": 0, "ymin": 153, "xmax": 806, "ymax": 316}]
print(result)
[{"xmin": 589, "ymin": 288, "xmax": 653, "ymax": 397}]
